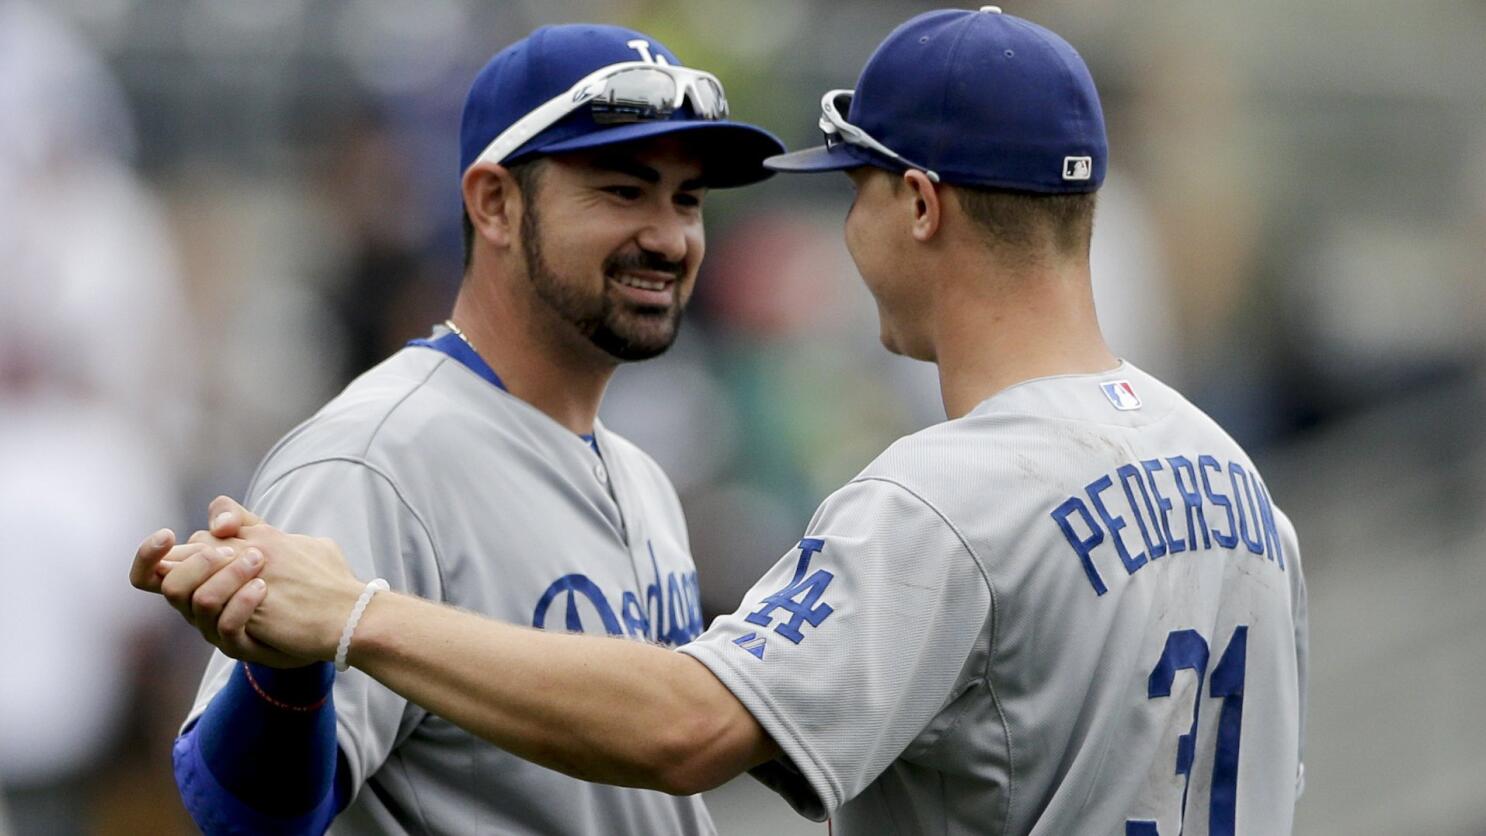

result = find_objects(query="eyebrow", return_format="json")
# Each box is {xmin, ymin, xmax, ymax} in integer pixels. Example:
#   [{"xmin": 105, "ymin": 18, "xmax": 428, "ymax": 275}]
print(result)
[{"xmin": 589, "ymin": 155, "xmax": 707, "ymax": 191}]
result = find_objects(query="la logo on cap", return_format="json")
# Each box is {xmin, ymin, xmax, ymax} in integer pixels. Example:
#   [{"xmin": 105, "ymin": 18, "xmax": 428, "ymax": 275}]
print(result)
[
  {"xmin": 1063, "ymin": 156, "xmax": 1092, "ymax": 181},
  {"xmin": 1100, "ymin": 380, "xmax": 1141, "ymax": 411}
]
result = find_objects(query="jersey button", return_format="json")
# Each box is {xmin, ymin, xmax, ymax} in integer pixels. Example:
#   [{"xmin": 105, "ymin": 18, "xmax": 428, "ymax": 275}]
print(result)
[{"xmin": 594, "ymin": 462, "xmax": 608, "ymax": 482}]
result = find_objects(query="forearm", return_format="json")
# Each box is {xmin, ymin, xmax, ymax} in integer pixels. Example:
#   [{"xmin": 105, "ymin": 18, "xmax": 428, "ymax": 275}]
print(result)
[
  {"xmin": 176, "ymin": 662, "xmax": 348, "ymax": 833},
  {"xmin": 347, "ymin": 592, "xmax": 777, "ymax": 794}
]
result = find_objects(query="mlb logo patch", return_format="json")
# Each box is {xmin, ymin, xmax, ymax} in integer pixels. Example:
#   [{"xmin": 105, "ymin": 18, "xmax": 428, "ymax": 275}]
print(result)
[
  {"xmin": 1100, "ymin": 380, "xmax": 1142, "ymax": 411},
  {"xmin": 1063, "ymin": 156, "xmax": 1092, "ymax": 181}
]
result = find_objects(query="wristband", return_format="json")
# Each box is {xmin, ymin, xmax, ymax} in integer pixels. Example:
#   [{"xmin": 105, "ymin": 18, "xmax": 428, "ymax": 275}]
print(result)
[{"xmin": 335, "ymin": 578, "xmax": 389, "ymax": 672}]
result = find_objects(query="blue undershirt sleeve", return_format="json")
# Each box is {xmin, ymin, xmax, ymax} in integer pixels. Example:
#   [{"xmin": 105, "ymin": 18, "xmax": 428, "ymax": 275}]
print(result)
[{"xmin": 174, "ymin": 661, "xmax": 351, "ymax": 835}]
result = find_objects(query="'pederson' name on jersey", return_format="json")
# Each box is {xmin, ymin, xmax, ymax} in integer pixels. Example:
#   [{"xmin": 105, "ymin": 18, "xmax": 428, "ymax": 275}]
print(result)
[{"xmin": 1049, "ymin": 454, "xmax": 1286, "ymax": 596}]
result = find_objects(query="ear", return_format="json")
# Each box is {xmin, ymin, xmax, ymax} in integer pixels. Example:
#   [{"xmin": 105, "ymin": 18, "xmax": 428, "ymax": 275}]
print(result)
[
  {"xmin": 461, "ymin": 163, "xmax": 523, "ymax": 251},
  {"xmin": 902, "ymin": 170, "xmax": 941, "ymax": 242}
]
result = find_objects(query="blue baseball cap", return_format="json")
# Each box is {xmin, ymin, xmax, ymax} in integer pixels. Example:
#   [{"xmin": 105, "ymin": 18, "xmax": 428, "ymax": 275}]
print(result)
[
  {"xmin": 460, "ymin": 24, "xmax": 784, "ymax": 188},
  {"xmin": 766, "ymin": 7, "xmax": 1107, "ymax": 193}
]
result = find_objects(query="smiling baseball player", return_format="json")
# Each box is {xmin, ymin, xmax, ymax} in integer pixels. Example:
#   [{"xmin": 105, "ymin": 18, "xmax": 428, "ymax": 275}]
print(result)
[
  {"xmin": 139, "ymin": 8, "xmax": 1307, "ymax": 835},
  {"xmin": 130, "ymin": 22, "xmax": 785, "ymax": 836}
]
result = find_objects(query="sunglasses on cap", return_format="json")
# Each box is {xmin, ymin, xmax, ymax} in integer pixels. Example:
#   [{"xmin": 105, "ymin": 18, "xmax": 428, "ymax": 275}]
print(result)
[
  {"xmin": 819, "ymin": 89, "xmax": 940, "ymax": 183},
  {"xmin": 473, "ymin": 61, "xmax": 730, "ymax": 168}
]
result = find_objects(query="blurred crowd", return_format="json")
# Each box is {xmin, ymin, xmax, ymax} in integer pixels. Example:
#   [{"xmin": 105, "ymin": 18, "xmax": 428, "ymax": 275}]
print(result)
[{"xmin": 1, "ymin": 0, "xmax": 1483, "ymax": 834}]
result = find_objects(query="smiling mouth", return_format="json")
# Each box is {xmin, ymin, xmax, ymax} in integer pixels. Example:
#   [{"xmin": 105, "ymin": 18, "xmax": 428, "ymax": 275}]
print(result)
[{"xmin": 611, "ymin": 272, "xmax": 672, "ymax": 292}]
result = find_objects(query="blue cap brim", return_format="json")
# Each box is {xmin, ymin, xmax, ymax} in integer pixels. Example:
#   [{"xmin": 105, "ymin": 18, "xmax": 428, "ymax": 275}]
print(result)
[
  {"xmin": 763, "ymin": 142, "xmax": 876, "ymax": 174},
  {"xmin": 525, "ymin": 120, "xmax": 785, "ymax": 188}
]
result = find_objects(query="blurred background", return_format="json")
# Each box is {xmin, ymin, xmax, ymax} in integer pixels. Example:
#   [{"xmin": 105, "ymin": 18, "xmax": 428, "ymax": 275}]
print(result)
[{"xmin": 1, "ymin": 0, "xmax": 1483, "ymax": 833}]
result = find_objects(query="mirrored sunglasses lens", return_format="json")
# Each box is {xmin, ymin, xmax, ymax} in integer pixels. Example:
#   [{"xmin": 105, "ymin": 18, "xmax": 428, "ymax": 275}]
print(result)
[
  {"xmin": 690, "ymin": 78, "xmax": 727, "ymax": 118},
  {"xmin": 589, "ymin": 67, "xmax": 679, "ymax": 124}
]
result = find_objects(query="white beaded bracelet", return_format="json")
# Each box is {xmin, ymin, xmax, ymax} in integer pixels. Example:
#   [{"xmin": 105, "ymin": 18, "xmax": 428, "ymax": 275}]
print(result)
[{"xmin": 335, "ymin": 578, "xmax": 389, "ymax": 672}]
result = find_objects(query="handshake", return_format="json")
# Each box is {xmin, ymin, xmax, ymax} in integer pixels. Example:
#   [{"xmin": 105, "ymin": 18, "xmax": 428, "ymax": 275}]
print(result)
[{"xmin": 128, "ymin": 497, "xmax": 377, "ymax": 670}]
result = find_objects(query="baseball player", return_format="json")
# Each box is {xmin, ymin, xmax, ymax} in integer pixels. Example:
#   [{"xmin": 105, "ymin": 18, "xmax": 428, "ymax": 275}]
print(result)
[
  {"xmin": 129, "ymin": 23, "xmax": 783, "ymax": 835},
  {"xmin": 147, "ymin": 8, "xmax": 1308, "ymax": 835}
]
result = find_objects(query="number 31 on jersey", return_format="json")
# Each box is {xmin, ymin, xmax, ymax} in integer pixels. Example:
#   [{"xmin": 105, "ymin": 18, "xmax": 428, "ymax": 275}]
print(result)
[{"xmin": 1127, "ymin": 625, "xmax": 1248, "ymax": 836}]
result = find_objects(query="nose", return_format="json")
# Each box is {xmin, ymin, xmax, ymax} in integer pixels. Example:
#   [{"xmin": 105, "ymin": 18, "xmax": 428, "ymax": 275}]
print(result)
[{"xmin": 634, "ymin": 207, "xmax": 692, "ymax": 266}]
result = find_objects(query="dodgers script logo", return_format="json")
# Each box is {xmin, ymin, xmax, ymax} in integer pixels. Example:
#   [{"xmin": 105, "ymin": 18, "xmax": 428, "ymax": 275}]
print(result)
[
  {"xmin": 732, "ymin": 538, "xmax": 835, "ymax": 660},
  {"xmin": 531, "ymin": 541, "xmax": 703, "ymax": 646}
]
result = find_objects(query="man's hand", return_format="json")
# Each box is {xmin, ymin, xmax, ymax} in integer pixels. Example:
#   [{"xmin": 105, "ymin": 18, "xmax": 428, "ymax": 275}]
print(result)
[
  {"xmin": 230, "ymin": 520, "xmax": 368, "ymax": 664},
  {"xmin": 158, "ymin": 496, "xmax": 369, "ymax": 664},
  {"xmin": 129, "ymin": 496, "xmax": 315, "ymax": 668},
  {"xmin": 128, "ymin": 495, "xmax": 268, "ymax": 596}
]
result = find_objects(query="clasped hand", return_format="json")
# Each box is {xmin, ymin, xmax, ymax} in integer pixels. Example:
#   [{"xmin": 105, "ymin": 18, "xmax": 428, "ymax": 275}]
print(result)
[{"xmin": 129, "ymin": 497, "xmax": 367, "ymax": 668}]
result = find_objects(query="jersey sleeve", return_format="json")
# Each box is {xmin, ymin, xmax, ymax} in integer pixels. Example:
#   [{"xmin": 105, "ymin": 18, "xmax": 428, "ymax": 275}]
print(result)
[
  {"xmin": 183, "ymin": 457, "xmax": 444, "ymax": 801},
  {"xmin": 1280, "ymin": 508, "xmax": 1309, "ymax": 798},
  {"xmin": 678, "ymin": 476, "xmax": 992, "ymax": 821}
]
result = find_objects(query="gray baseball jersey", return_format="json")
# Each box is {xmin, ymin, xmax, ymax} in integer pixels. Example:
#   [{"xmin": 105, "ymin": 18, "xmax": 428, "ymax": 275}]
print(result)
[
  {"xmin": 185, "ymin": 337, "xmax": 715, "ymax": 835},
  {"xmin": 681, "ymin": 362, "xmax": 1307, "ymax": 836}
]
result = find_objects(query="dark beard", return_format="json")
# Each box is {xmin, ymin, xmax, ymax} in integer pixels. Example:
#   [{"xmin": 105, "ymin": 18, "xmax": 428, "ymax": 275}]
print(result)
[{"xmin": 521, "ymin": 199, "xmax": 686, "ymax": 362}]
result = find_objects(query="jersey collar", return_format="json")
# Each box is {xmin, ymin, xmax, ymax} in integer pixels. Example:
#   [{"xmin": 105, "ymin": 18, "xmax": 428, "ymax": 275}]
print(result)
[
  {"xmin": 408, "ymin": 329, "xmax": 507, "ymax": 391},
  {"xmin": 409, "ymin": 328, "xmax": 600, "ymax": 455}
]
